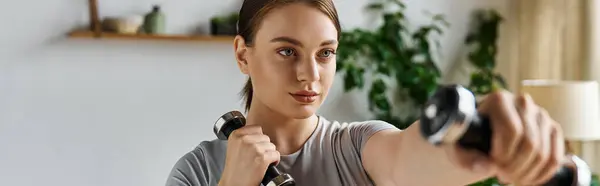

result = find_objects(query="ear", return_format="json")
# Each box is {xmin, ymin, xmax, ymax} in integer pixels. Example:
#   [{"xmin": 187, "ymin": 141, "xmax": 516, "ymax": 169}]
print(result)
[{"xmin": 234, "ymin": 35, "xmax": 250, "ymax": 75}]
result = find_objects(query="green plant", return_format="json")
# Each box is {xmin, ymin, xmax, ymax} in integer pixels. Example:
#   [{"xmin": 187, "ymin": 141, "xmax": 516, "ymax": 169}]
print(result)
[
  {"xmin": 336, "ymin": 0, "xmax": 448, "ymax": 129},
  {"xmin": 593, "ymin": 174, "xmax": 599, "ymax": 186},
  {"xmin": 210, "ymin": 12, "xmax": 239, "ymax": 35},
  {"xmin": 465, "ymin": 9, "xmax": 507, "ymax": 94},
  {"xmin": 468, "ymin": 177, "xmax": 504, "ymax": 186},
  {"xmin": 210, "ymin": 12, "xmax": 239, "ymax": 24}
]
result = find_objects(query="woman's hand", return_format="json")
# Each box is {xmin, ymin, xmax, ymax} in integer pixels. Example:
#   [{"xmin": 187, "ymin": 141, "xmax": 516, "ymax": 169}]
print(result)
[
  {"xmin": 219, "ymin": 125, "xmax": 279, "ymax": 186},
  {"xmin": 444, "ymin": 90, "xmax": 566, "ymax": 185}
]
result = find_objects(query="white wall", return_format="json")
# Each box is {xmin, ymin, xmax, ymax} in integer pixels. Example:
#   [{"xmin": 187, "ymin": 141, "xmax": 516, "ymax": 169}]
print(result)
[{"xmin": 0, "ymin": 0, "xmax": 507, "ymax": 186}]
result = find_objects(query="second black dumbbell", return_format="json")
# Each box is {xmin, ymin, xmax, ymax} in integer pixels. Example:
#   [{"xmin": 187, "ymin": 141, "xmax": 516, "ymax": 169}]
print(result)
[{"xmin": 214, "ymin": 111, "xmax": 296, "ymax": 186}]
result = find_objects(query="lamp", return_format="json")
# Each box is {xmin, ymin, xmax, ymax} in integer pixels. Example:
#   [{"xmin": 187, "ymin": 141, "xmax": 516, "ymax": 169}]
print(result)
[{"xmin": 521, "ymin": 80, "xmax": 600, "ymax": 173}]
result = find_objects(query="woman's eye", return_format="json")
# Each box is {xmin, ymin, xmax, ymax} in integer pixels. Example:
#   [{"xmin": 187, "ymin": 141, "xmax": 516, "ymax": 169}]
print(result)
[
  {"xmin": 318, "ymin": 49, "xmax": 336, "ymax": 58},
  {"xmin": 278, "ymin": 48, "xmax": 296, "ymax": 56}
]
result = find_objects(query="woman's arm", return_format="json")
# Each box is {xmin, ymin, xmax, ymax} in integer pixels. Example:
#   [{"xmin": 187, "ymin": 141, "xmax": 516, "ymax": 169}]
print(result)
[
  {"xmin": 362, "ymin": 122, "xmax": 491, "ymax": 186},
  {"xmin": 362, "ymin": 91, "xmax": 564, "ymax": 186}
]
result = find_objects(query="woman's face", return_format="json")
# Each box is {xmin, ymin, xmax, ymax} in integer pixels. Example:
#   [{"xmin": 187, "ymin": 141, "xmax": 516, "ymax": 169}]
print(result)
[{"xmin": 235, "ymin": 3, "xmax": 338, "ymax": 119}]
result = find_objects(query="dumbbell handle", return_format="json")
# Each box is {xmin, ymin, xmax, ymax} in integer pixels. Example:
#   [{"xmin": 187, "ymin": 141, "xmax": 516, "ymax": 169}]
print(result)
[
  {"xmin": 460, "ymin": 115, "xmax": 577, "ymax": 186},
  {"xmin": 214, "ymin": 111, "xmax": 295, "ymax": 186}
]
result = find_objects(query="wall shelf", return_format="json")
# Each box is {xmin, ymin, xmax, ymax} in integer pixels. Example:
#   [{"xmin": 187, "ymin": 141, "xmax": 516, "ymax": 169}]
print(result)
[
  {"xmin": 72, "ymin": 0, "xmax": 234, "ymax": 43},
  {"xmin": 68, "ymin": 30, "xmax": 234, "ymax": 42}
]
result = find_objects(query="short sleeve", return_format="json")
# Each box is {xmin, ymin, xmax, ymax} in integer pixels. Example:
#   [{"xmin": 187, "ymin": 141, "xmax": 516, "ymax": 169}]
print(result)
[
  {"xmin": 347, "ymin": 120, "xmax": 398, "ymax": 154},
  {"xmin": 328, "ymin": 120, "xmax": 398, "ymax": 185},
  {"xmin": 165, "ymin": 148, "xmax": 210, "ymax": 186}
]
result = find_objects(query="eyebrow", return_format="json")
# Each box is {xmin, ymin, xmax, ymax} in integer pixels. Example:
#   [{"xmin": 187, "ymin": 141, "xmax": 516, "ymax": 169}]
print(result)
[
  {"xmin": 270, "ymin": 36, "xmax": 338, "ymax": 47},
  {"xmin": 320, "ymin": 39, "xmax": 338, "ymax": 46}
]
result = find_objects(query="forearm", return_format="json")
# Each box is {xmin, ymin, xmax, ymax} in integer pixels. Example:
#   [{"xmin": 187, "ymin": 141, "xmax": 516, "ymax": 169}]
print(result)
[{"xmin": 392, "ymin": 121, "xmax": 492, "ymax": 186}]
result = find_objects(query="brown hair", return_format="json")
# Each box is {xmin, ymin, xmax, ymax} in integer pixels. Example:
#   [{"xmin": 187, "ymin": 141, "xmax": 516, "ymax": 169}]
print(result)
[{"xmin": 237, "ymin": 0, "xmax": 342, "ymax": 112}]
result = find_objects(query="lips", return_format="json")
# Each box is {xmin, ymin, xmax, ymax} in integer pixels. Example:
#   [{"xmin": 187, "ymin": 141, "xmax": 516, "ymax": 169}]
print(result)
[{"xmin": 290, "ymin": 90, "xmax": 319, "ymax": 103}]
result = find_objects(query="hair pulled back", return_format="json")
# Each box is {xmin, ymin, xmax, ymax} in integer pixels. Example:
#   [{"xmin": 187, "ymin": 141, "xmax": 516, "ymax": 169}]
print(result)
[{"xmin": 237, "ymin": 0, "xmax": 341, "ymax": 112}]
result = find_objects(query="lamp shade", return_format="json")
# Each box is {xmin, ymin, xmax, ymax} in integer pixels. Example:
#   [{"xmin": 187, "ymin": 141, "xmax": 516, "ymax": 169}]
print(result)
[{"xmin": 521, "ymin": 80, "xmax": 600, "ymax": 141}]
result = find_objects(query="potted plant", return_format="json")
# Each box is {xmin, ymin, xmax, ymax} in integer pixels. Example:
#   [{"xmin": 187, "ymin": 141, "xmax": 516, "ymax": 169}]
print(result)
[
  {"xmin": 210, "ymin": 12, "xmax": 238, "ymax": 36},
  {"xmin": 336, "ymin": 0, "xmax": 448, "ymax": 129}
]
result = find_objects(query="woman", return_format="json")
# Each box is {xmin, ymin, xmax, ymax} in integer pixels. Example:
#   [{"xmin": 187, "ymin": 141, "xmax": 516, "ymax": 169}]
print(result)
[{"xmin": 166, "ymin": 0, "xmax": 565, "ymax": 185}]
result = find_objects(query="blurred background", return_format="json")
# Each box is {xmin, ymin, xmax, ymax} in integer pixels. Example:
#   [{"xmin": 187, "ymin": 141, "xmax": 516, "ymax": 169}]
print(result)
[{"xmin": 0, "ymin": 0, "xmax": 599, "ymax": 185}]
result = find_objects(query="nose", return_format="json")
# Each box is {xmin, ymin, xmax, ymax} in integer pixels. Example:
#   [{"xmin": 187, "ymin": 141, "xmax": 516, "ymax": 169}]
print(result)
[{"xmin": 296, "ymin": 57, "xmax": 320, "ymax": 83}]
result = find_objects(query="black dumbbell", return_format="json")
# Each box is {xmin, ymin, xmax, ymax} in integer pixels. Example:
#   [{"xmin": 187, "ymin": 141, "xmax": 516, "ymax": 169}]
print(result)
[
  {"xmin": 214, "ymin": 111, "xmax": 296, "ymax": 186},
  {"xmin": 419, "ymin": 84, "xmax": 593, "ymax": 186}
]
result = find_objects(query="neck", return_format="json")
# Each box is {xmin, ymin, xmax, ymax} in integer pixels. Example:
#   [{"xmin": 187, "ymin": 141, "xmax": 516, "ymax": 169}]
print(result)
[{"xmin": 245, "ymin": 101, "xmax": 318, "ymax": 155}]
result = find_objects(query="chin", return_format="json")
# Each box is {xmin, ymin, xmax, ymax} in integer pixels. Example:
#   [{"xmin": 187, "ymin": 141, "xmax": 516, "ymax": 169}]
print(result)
[
  {"xmin": 284, "ymin": 105, "xmax": 319, "ymax": 119},
  {"xmin": 263, "ymin": 96, "xmax": 323, "ymax": 119}
]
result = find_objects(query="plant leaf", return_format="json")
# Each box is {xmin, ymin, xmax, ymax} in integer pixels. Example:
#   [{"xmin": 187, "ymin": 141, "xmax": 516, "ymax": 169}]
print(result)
[
  {"xmin": 366, "ymin": 3, "xmax": 384, "ymax": 10},
  {"xmin": 493, "ymin": 74, "xmax": 508, "ymax": 89},
  {"xmin": 342, "ymin": 64, "xmax": 365, "ymax": 91},
  {"xmin": 368, "ymin": 79, "xmax": 389, "ymax": 111}
]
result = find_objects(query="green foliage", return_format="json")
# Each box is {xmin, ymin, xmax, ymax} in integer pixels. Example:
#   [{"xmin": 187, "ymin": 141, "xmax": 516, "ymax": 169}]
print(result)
[
  {"xmin": 465, "ymin": 9, "xmax": 507, "ymax": 94},
  {"xmin": 336, "ymin": 1, "xmax": 507, "ymax": 130},
  {"xmin": 468, "ymin": 177, "xmax": 504, "ymax": 186},
  {"xmin": 336, "ymin": 0, "xmax": 448, "ymax": 129},
  {"xmin": 593, "ymin": 174, "xmax": 599, "ymax": 186},
  {"xmin": 211, "ymin": 12, "xmax": 239, "ymax": 24}
]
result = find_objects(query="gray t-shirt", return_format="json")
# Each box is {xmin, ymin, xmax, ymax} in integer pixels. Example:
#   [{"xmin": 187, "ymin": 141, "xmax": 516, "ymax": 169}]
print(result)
[{"xmin": 165, "ymin": 116, "xmax": 397, "ymax": 186}]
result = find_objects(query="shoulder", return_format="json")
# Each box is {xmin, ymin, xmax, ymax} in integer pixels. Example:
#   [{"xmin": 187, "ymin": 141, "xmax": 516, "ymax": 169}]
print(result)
[
  {"xmin": 165, "ymin": 139, "xmax": 227, "ymax": 186},
  {"xmin": 310, "ymin": 117, "xmax": 400, "ymax": 184},
  {"xmin": 319, "ymin": 116, "xmax": 398, "ymax": 149},
  {"xmin": 174, "ymin": 139, "xmax": 227, "ymax": 165},
  {"xmin": 321, "ymin": 117, "xmax": 398, "ymax": 136}
]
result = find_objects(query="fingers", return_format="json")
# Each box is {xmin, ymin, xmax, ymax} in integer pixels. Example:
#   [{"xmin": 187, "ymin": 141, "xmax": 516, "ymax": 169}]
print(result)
[
  {"xmin": 262, "ymin": 149, "xmax": 281, "ymax": 166},
  {"xmin": 479, "ymin": 91, "xmax": 566, "ymax": 185},
  {"xmin": 533, "ymin": 123, "xmax": 565, "ymax": 185},
  {"xmin": 517, "ymin": 108, "xmax": 553, "ymax": 183},
  {"xmin": 253, "ymin": 142, "xmax": 280, "ymax": 166},
  {"xmin": 240, "ymin": 134, "xmax": 271, "ymax": 145},
  {"xmin": 253, "ymin": 141, "xmax": 277, "ymax": 153},
  {"xmin": 227, "ymin": 125, "xmax": 280, "ymax": 167},
  {"xmin": 499, "ymin": 95, "xmax": 540, "ymax": 183},
  {"xmin": 478, "ymin": 91, "xmax": 523, "ymax": 165},
  {"xmin": 231, "ymin": 125, "xmax": 264, "ymax": 138}
]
